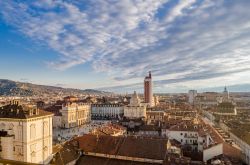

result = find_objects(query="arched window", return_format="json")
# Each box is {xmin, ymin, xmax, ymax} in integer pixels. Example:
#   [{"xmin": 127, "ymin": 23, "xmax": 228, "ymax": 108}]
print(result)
[
  {"xmin": 43, "ymin": 121, "xmax": 48, "ymax": 136},
  {"xmin": 30, "ymin": 124, "xmax": 36, "ymax": 140}
]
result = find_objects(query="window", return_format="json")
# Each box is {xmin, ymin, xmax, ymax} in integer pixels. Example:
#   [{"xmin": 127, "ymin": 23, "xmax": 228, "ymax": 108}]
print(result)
[
  {"xmin": 31, "ymin": 151, "xmax": 36, "ymax": 163},
  {"xmin": 180, "ymin": 133, "xmax": 183, "ymax": 136},
  {"xmin": 30, "ymin": 124, "xmax": 36, "ymax": 140},
  {"xmin": 30, "ymin": 144, "xmax": 36, "ymax": 163},
  {"xmin": 43, "ymin": 121, "xmax": 48, "ymax": 136},
  {"xmin": 17, "ymin": 126, "xmax": 22, "ymax": 140},
  {"xmin": 43, "ymin": 146, "xmax": 48, "ymax": 159}
]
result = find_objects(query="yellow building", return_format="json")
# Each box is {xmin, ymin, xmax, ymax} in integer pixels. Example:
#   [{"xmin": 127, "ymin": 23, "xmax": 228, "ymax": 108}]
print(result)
[{"xmin": 61, "ymin": 102, "xmax": 91, "ymax": 128}]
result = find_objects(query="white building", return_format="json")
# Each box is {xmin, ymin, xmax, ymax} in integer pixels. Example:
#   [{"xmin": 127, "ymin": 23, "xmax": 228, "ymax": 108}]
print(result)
[
  {"xmin": 188, "ymin": 90, "xmax": 197, "ymax": 105},
  {"xmin": 124, "ymin": 91, "xmax": 146, "ymax": 119},
  {"xmin": 0, "ymin": 101, "xmax": 53, "ymax": 164},
  {"xmin": 91, "ymin": 104, "xmax": 124, "ymax": 119},
  {"xmin": 165, "ymin": 118, "xmax": 223, "ymax": 162}
]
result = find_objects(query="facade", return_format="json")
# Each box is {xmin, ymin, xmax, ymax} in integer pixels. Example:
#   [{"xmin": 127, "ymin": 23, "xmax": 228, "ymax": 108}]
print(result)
[
  {"xmin": 146, "ymin": 110, "xmax": 167, "ymax": 124},
  {"xmin": 124, "ymin": 91, "xmax": 146, "ymax": 119},
  {"xmin": 45, "ymin": 99, "xmax": 91, "ymax": 129},
  {"xmin": 91, "ymin": 104, "xmax": 124, "ymax": 120},
  {"xmin": 215, "ymin": 102, "xmax": 237, "ymax": 116},
  {"xmin": 138, "ymin": 124, "xmax": 161, "ymax": 137},
  {"xmin": 195, "ymin": 92, "xmax": 220, "ymax": 109},
  {"xmin": 0, "ymin": 101, "xmax": 53, "ymax": 164},
  {"xmin": 154, "ymin": 95, "xmax": 159, "ymax": 107},
  {"xmin": 144, "ymin": 71, "xmax": 154, "ymax": 107},
  {"xmin": 61, "ymin": 102, "xmax": 91, "ymax": 128}
]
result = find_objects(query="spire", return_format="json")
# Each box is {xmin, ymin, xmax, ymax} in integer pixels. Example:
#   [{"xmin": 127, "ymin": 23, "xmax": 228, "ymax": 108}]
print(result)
[{"xmin": 224, "ymin": 86, "xmax": 227, "ymax": 92}]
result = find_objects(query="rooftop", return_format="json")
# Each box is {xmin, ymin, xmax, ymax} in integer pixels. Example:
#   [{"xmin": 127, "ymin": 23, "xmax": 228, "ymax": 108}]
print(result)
[
  {"xmin": 0, "ymin": 102, "xmax": 53, "ymax": 119},
  {"xmin": 77, "ymin": 155, "xmax": 159, "ymax": 165},
  {"xmin": 75, "ymin": 134, "xmax": 169, "ymax": 160}
]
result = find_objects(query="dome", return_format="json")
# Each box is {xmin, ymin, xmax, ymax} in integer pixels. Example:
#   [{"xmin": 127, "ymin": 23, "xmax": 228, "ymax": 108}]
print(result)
[{"xmin": 129, "ymin": 91, "xmax": 141, "ymax": 106}]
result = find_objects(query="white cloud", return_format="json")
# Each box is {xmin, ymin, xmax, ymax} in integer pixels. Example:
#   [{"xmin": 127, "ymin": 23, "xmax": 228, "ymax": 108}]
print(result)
[
  {"xmin": 1, "ymin": 0, "xmax": 250, "ymax": 92},
  {"xmin": 165, "ymin": 0, "xmax": 196, "ymax": 22}
]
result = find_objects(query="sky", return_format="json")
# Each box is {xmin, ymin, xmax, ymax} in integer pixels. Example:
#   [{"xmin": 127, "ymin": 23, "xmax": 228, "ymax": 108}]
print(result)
[{"xmin": 1, "ymin": 0, "xmax": 250, "ymax": 93}]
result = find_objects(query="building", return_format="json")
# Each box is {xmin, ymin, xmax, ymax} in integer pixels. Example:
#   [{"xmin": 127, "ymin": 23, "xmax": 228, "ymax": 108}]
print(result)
[
  {"xmin": 146, "ymin": 110, "xmax": 167, "ymax": 124},
  {"xmin": 91, "ymin": 104, "xmax": 124, "ymax": 120},
  {"xmin": 45, "ymin": 99, "xmax": 91, "ymax": 129},
  {"xmin": 0, "ymin": 101, "xmax": 53, "ymax": 164},
  {"xmin": 138, "ymin": 124, "xmax": 161, "ymax": 137},
  {"xmin": 124, "ymin": 91, "xmax": 146, "ymax": 119},
  {"xmin": 90, "ymin": 124, "xmax": 126, "ymax": 136},
  {"xmin": 214, "ymin": 87, "xmax": 237, "ymax": 116},
  {"xmin": 61, "ymin": 102, "xmax": 91, "ymax": 128},
  {"xmin": 154, "ymin": 95, "xmax": 159, "ymax": 107},
  {"xmin": 215, "ymin": 102, "xmax": 237, "ymax": 116},
  {"xmin": 144, "ymin": 71, "xmax": 154, "ymax": 107},
  {"xmin": 195, "ymin": 92, "xmax": 220, "ymax": 109},
  {"xmin": 188, "ymin": 90, "xmax": 197, "ymax": 105},
  {"xmin": 63, "ymin": 96, "xmax": 79, "ymax": 102},
  {"xmin": 166, "ymin": 118, "xmax": 223, "ymax": 162}
]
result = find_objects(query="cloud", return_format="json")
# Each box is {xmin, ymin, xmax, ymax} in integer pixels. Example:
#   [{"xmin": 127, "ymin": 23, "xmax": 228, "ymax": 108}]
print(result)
[
  {"xmin": 165, "ymin": 0, "xmax": 196, "ymax": 22},
  {"xmin": 1, "ymin": 0, "xmax": 250, "ymax": 92}
]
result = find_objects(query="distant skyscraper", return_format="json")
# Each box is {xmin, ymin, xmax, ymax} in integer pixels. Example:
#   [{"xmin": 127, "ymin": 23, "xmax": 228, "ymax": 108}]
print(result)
[
  {"xmin": 144, "ymin": 71, "xmax": 153, "ymax": 107},
  {"xmin": 188, "ymin": 90, "xmax": 197, "ymax": 105}
]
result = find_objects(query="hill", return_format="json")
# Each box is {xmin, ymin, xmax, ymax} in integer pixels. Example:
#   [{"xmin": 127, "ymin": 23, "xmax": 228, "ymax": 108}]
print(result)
[{"xmin": 0, "ymin": 79, "xmax": 111, "ymax": 96}]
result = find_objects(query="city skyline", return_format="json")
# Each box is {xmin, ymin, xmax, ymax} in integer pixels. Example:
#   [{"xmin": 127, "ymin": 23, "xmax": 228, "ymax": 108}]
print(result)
[{"xmin": 1, "ymin": 0, "xmax": 250, "ymax": 93}]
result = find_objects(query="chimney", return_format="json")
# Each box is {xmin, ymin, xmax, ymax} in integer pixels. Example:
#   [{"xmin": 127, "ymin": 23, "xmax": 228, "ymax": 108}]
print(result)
[
  {"xmin": 35, "ymin": 108, "xmax": 39, "ymax": 115},
  {"xmin": 29, "ymin": 109, "xmax": 33, "ymax": 116}
]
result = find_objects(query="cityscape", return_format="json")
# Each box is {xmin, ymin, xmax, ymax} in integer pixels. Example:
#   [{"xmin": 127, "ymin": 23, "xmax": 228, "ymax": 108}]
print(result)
[{"xmin": 1, "ymin": 0, "xmax": 250, "ymax": 165}]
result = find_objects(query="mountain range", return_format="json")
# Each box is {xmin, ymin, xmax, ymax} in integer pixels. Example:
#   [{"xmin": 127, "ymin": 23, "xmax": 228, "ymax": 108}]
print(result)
[{"xmin": 0, "ymin": 79, "xmax": 111, "ymax": 96}]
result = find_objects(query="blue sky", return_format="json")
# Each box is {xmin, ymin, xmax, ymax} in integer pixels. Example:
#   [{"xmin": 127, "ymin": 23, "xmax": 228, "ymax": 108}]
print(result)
[{"xmin": 1, "ymin": 0, "xmax": 250, "ymax": 93}]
